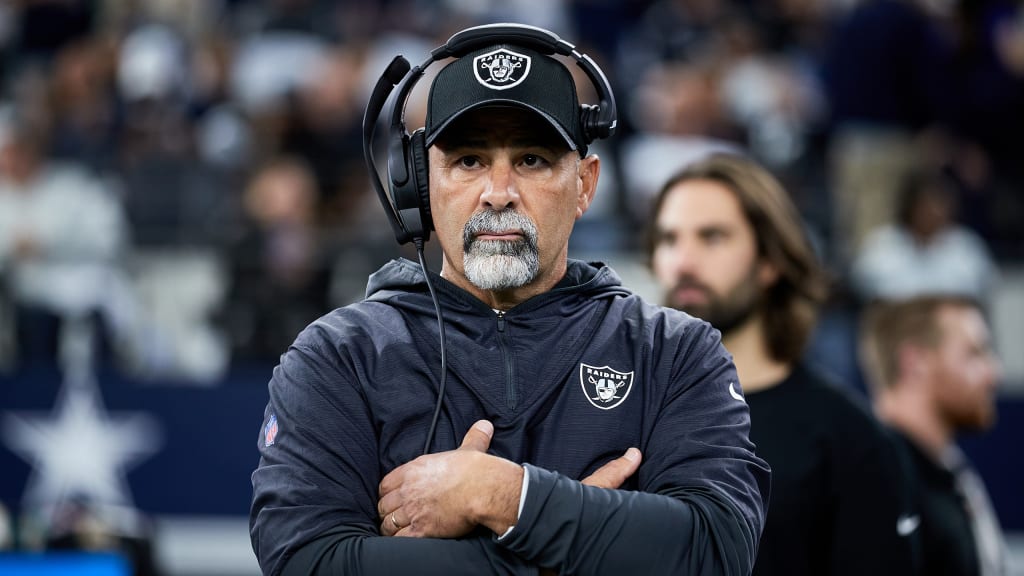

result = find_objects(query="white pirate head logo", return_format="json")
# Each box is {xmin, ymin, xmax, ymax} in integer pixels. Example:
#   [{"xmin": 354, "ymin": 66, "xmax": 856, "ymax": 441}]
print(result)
[
  {"xmin": 473, "ymin": 48, "xmax": 532, "ymax": 91},
  {"xmin": 580, "ymin": 364, "xmax": 634, "ymax": 410}
]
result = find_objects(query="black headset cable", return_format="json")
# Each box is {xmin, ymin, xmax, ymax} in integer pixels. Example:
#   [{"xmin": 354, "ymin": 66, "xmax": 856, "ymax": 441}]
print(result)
[{"xmin": 414, "ymin": 237, "xmax": 448, "ymax": 455}]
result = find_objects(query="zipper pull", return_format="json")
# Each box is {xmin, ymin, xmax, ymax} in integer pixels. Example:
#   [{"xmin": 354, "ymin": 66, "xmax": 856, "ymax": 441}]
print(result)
[{"xmin": 496, "ymin": 310, "xmax": 506, "ymax": 332}]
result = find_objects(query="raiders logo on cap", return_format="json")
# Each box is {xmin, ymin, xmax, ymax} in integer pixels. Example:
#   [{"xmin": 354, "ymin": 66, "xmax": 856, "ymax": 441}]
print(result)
[{"xmin": 473, "ymin": 48, "xmax": 532, "ymax": 90}]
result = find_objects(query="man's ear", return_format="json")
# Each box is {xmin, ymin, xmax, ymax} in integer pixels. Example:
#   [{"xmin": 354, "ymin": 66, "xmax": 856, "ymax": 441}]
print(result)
[
  {"xmin": 576, "ymin": 154, "xmax": 600, "ymax": 220},
  {"xmin": 757, "ymin": 259, "xmax": 779, "ymax": 288},
  {"xmin": 898, "ymin": 343, "xmax": 933, "ymax": 385}
]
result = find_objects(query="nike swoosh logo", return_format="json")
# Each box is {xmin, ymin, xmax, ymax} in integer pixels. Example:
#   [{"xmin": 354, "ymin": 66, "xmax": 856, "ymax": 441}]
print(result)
[
  {"xmin": 728, "ymin": 382, "xmax": 745, "ymax": 402},
  {"xmin": 897, "ymin": 514, "xmax": 920, "ymax": 536}
]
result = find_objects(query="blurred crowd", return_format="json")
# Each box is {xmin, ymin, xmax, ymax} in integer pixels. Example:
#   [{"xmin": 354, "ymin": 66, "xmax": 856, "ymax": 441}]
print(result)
[{"xmin": 0, "ymin": 0, "xmax": 1022, "ymax": 381}]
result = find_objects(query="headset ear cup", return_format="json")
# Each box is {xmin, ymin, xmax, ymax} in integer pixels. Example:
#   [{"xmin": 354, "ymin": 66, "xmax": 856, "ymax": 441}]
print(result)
[
  {"xmin": 579, "ymin": 104, "xmax": 594, "ymax": 142},
  {"xmin": 580, "ymin": 103, "xmax": 609, "ymax": 142},
  {"xmin": 409, "ymin": 130, "xmax": 433, "ymax": 233}
]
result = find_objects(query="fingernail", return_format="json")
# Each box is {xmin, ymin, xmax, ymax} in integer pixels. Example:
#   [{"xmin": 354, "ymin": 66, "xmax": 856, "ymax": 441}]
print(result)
[
  {"xmin": 625, "ymin": 447, "xmax": 641, "ymax": 462},
  {"xmin": 473, "ymin": 420, "xmax": 494, "ymax": 437}
]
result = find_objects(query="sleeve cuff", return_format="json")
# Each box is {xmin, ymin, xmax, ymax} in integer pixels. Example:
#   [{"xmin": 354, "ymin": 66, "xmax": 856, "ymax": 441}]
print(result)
[{"xmin": 496, "ymin": 465, "xmax": 529, "ymax": 541}]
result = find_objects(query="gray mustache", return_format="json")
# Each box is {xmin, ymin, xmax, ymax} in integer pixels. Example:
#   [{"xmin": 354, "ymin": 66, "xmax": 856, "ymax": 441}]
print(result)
[{"xmin": 463, "ymin": 210, "xmax": 538, "ymax": 253}]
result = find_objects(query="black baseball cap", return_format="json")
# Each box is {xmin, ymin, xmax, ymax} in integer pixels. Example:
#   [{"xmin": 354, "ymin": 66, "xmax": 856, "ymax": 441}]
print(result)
[{"xmin": 424, "ymin": 44, "xmax": 586, "ymax": 153}]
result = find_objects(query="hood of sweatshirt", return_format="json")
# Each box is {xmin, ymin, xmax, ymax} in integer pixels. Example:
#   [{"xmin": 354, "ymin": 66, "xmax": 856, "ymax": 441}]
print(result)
[{"xmin": 364, "ymin": 257, "xmax": 633, "ymax": 317}]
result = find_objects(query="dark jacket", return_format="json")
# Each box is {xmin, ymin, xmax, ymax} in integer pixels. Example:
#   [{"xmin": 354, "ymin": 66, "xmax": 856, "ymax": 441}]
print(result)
[{"xmin": 250, "ymin": 258, "xmax": 769, "ymax": 575}]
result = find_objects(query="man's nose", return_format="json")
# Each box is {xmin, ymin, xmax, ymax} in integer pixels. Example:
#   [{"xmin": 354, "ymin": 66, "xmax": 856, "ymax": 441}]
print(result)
[
  {"xmin": 987, "ymin": 354, "xmax": 1004, "ymax": 391},
  {"xmin": 480, "ymin": 159, "xmax": 519, "ymax": 210}
]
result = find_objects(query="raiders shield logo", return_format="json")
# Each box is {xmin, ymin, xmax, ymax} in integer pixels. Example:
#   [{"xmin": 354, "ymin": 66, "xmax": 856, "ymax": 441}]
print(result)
[
  {"xmin": 473, "ymin": 48, "xmax": 531, "ymax": 91},
  {"xmin": 580, "ymin": 364, "xmax": 634, "ymax": 410}
]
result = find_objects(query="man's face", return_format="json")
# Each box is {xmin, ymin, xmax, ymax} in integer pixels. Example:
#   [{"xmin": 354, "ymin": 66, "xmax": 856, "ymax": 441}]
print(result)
[
  {"xmin": 428, "ymin": 107, "xmax": 598, "ymax": 295},
  {"xmin": 0, "ymin": 140, "xmax": 38, "ymax": 185},
  {"xmin": 929, "ymin": 305, "xmax": 1001, "ymax": 431},
  {"xmin": 651, "ymin": 178, "xmax": 769, "ymax": 333}
]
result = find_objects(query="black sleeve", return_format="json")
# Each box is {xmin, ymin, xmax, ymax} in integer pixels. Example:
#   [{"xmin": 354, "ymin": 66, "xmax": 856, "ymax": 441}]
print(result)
[
  {"xmin": 250, "ymin": 324, "xmax": 530, "ymax": 576},
  {"xmin": 282, "ymin": 528, "xmax": 533, "ymax": 576},
  {"xmin": 498, "ymin": 466, "xmax": 761, "ymax": 576},
  {"xmin": 828, "ymin": 398, "xmax": 921, "ymax": 575},
  {"xmin": 496, "ymin": 326, "xmax": 770, "ymax": 576}
]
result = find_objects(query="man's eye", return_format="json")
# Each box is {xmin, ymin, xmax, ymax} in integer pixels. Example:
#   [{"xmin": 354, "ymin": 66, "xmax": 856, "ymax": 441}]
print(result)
[
  {"xmin": 458, "ymin": 156, "xmax": 480, "ymax": 168},
  {"xmin": 703, "ymin": 230, "xmax": 726, "ymax": 243},
  {"xmin": 522, "ymin": 154, "xmax": 546, "ymax": 167}
]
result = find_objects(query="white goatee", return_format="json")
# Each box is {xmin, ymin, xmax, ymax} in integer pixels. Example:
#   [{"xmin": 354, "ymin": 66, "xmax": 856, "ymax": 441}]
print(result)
[{"xmin": 462, "ymin": 210, "xmax": 539, "ymax": 290}]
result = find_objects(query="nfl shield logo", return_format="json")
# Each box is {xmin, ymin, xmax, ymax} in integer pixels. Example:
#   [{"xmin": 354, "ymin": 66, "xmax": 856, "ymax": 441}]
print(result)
[
  {"xmin": 580, "ymin": 364, "xmax": 634, "ymax": 410},
  {"xmin": 473, "ymin": 48, "xmax": 531, "ymax": 90},
  {"xmin": 264, "ymin": 413, "xmax": 278, "ymax": 447}
]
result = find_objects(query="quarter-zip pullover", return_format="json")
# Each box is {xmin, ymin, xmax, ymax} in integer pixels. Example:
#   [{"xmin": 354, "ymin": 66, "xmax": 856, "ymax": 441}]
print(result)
[{"xmin": 250, "ymin": 258, "xmax": 769, "ymax": 575}]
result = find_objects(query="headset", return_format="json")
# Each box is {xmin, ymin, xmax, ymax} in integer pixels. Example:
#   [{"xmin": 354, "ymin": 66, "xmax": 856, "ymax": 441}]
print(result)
[{"xmin": 360, "ymin": 23, "xmax": 617, "ymax": 453}]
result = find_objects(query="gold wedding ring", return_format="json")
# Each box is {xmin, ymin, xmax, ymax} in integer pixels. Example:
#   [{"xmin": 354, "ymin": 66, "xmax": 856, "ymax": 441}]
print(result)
[{"xmin": 389, "ymin": 512, "xmax": 401, "ymax": 530}]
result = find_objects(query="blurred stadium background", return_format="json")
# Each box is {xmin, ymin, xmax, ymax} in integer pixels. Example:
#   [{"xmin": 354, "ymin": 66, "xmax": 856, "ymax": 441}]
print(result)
[{"xmin": 0, "ymin": 0, "xmax": 1022, "ymax": 574}]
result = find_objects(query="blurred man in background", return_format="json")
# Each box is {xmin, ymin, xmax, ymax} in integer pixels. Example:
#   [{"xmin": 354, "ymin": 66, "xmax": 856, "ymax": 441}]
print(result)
[
  {"xmin": 862, "ymin": 295, "xmax": 1008, "ymax": 576},
  {"xmin": 648, "ymin": 152, "xmax": 918, "ymax": 575},
  {"xmin": 850, "ymin": 168, "xmax": 998, "ymax": 305},
  {"xmin": 0, "ymin": 107, "xmax": 131, "ymax": 371},
  {"xmin": 221, "ymin": 155, "xmax": 330, "ymax": 363}
]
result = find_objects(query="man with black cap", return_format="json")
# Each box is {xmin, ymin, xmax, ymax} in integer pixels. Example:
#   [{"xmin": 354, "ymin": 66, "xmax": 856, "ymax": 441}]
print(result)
[{"xmin": 250, "ymin": 25, "xmax": 768, "ymax": 576}]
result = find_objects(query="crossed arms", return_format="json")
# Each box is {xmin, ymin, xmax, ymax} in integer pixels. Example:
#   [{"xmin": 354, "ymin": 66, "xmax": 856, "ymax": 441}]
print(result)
[
  {"xmin": 251, "ymin": 323, "xmax": 768, "ymax": 576},
  {"xmin": 376, "ymin": 420, "xmax": 641, "ymax": 539}
]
